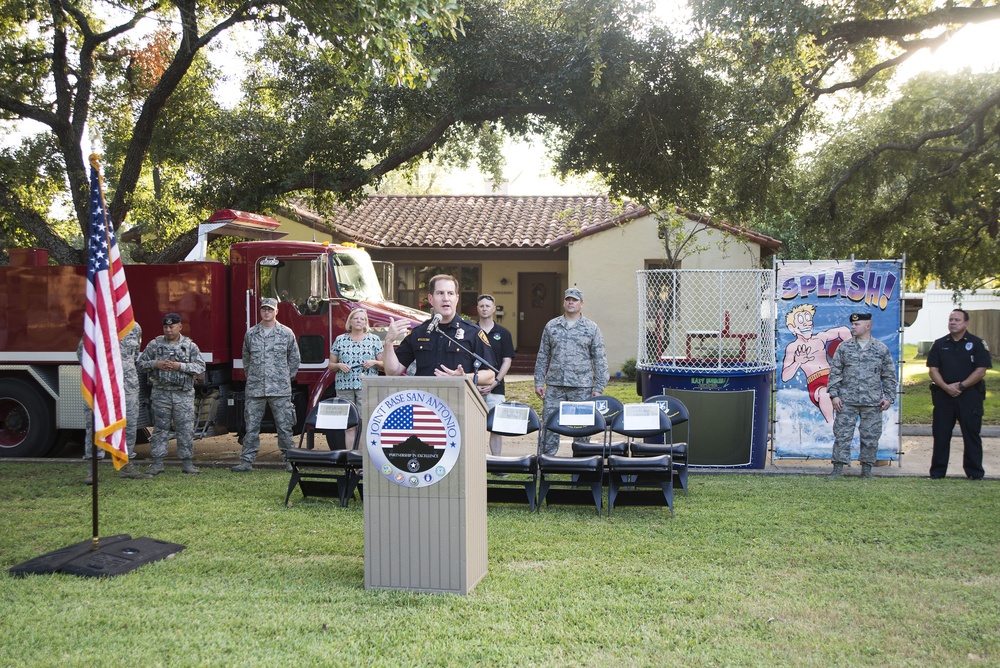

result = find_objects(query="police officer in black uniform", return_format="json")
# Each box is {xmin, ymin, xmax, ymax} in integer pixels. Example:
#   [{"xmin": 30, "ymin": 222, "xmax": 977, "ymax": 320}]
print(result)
[
  {"xmin": 927, "ymin": 308, "xmax": 992, "ymax": 479},
  {"xmin": 383, "ymin": 274, "xmax": 496, "ymax": 386}
]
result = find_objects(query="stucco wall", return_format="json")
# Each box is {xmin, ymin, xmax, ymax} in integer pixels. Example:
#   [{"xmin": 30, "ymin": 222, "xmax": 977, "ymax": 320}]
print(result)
[
  {"xmin": 273, "ymin": 214, "xmax": 336, "ymax": 243},
  {"xmin": 568, "ymin": 215, "xmax": 763, "ymax": 373}
]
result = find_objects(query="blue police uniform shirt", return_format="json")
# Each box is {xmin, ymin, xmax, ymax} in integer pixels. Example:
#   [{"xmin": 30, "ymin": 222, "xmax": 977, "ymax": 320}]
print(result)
[
  {"xmin": 927, "ymin": 331, "xmax": 992, "ymax": 387},
  {"xmin": 395, "ymin": 316, "xmax": 496, "ymax": 377}
]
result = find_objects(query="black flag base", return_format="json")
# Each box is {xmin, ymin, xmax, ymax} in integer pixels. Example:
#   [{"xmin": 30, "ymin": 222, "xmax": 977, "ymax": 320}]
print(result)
[{"xmin": 8, "ymin": 535, "xmax": 185, "ymax": 578}]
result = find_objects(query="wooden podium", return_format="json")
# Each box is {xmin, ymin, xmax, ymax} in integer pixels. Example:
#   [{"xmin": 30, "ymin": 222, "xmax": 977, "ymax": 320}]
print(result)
[{"xmin": 362, "ymin": 376, "xmax": 488, "ymax": 594}]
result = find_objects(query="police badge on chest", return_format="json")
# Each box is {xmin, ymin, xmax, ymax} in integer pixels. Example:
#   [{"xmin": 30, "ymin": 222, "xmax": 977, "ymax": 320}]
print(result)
[{"xmin": 455, "ymin": 328, "xmax": 464, "ymax": 340}]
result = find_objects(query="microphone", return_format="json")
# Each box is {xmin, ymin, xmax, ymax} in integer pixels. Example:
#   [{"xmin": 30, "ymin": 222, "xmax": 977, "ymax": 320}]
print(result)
[{"xmin": 426, "ymin": 313, "xmax": 443, "ymax": 333}]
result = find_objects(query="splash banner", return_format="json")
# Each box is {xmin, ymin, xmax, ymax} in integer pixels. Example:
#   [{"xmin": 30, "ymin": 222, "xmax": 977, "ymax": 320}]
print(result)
[{"xmin": 774, "ymin": 260, "xmax": 902, "ymax": 460}]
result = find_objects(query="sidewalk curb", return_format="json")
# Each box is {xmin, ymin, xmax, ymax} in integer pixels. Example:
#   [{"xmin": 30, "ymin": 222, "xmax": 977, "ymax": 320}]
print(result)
[{"xmin": 901, "ymin": 425, "xmax": 1000, "ymax": 437}]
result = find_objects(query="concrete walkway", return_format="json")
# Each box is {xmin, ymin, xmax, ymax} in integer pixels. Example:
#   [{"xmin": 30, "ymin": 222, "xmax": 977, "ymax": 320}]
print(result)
[{"xmin": 41, "ymin": 427, "xmax": 999, "ymax": 481}]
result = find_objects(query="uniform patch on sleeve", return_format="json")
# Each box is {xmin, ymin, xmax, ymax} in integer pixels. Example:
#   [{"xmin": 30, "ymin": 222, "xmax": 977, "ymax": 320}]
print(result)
[{"xmin": 479, "ymin": 330, "xmax": 491, "ymax": 345}]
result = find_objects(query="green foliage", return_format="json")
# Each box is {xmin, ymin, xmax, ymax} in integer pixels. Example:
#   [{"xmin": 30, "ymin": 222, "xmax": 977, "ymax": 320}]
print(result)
[
  {"xmin": 193, "ymin": 0, "xmax": 649, "ymax": 212},
  {"xmin": 0, "ymin": 0, "xmax": 467, "ymax": 262},
  {"xmin": 771, "ymin": 70, "xmax": 1000, "ymax": 289},
  {"xmin": 1, "ymin": 465, "xmax": 998, "ymax": 665},
  {"xmin": 620, "ymin": 357, "xmax": 637, "ymax": 383}
]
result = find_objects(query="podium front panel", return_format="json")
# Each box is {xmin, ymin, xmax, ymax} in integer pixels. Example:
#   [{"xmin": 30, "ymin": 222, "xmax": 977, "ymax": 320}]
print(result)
[{"xmin": 362, "ymin": 376, "xmax": 488, "ymax": 594}]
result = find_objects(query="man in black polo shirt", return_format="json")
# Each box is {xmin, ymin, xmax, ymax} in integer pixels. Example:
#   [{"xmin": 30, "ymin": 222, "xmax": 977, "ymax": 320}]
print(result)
[
  {"xmin": 926, "ymin": 308, "xmax": 992, "ymax": 479},
  {"xmin": 383, "ymin": 274, "xmax": 496, "ymax": 387}
]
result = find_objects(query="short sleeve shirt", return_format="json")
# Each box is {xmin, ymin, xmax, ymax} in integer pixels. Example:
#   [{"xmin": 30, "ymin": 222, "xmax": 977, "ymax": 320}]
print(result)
[
  {"xmin": 481, "ymin": 323, "xmax": 515, "ymax": 394},
  {"xmin": 394, "ymin": 317, "xmax": 496, "ymax": 377},
  {"xmin": 927, "ymin": 331, "xmax": 992, "ymax": 388},
  {"xmin": 330, "ymin": 332, "xmax": 384, "ymax": 390}
]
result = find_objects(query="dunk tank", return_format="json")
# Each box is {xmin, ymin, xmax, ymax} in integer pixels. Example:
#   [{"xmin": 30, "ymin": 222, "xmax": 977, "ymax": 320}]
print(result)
[{"xmin": 637, "ymin": 270, "xmax": 776, "ymax": 469}]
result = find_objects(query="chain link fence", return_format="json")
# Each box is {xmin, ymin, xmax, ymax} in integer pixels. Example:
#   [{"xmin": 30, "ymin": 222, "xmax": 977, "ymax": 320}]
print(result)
[{"xmin": 636, "ymin": 270, "xmax": 776, "ymax": 372}]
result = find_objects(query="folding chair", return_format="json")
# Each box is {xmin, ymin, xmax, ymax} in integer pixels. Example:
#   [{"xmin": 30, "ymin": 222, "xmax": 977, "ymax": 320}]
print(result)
[
  {"xmin": 485, "ymin": 402, "xmax": 541, "ymax": 510},
  {"xmin": 570, "ymin": 395, "xmax": 628, "ymax": 460},
  {"xmin": 606, "ymin": 406, "xmax": 674, "ymax": 517},
  {"xmin": 284, "ymin": 399, "xmax": 363, "ymax": 507},
  {"xmin": 537, "ymin": 409, "xmax": 607, "ymax": 515},
  {"xmin": 632, "ymin": 394, "xmax": 690, "ymax": 494}
]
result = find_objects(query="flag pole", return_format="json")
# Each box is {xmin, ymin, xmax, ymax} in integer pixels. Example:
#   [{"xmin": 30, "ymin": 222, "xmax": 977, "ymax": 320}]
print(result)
[{"xmin": 7, "ymin": 154, "xmax": 186, "ymax": 579}]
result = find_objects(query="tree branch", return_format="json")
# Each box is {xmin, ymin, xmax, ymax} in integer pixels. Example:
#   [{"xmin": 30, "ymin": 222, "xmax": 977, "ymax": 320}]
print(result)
[
  {"xmin": 814, "ymin": 4, "xmax": 1000, "ymax": 47},
  {"xmin": 826, "ymin": 88, "xmax": 1000, "ymax": 206},
  {"xmin": 0, "ymin": 179, "xmax": 82, "ymax": 264}
]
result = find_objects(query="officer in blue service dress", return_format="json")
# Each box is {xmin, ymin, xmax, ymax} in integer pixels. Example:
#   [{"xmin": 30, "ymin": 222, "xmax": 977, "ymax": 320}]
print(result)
[
  {"xmin": 383, "ymin": 274, "xmax": 496, "ymax": 387},
  {"xmin": 926, "ymin": 308, "xmax": 992, "ymax": 480}
]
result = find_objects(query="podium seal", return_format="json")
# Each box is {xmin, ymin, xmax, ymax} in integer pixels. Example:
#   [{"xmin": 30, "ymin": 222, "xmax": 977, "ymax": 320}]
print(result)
[{"xmin": 366, "ymin": 390, "xmax": 462, "ymax": 488}]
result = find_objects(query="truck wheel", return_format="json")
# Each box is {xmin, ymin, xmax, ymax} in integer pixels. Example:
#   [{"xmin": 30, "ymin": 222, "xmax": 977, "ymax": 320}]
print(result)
[{"xmin": 0, "ymin": 379, "xmax": 56, "ymax": 457}]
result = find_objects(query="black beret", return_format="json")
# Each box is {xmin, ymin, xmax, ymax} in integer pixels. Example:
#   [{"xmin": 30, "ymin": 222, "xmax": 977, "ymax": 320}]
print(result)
[
  {"xmin": 850, "ymin": 313, "xmax": 872, "ymax": 322},
  {"xmin": 162, "ymin": 312, "xmax": 182, "ymax": 325}
]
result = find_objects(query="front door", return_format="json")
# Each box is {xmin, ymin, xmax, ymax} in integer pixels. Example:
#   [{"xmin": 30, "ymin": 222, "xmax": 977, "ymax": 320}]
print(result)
[{"xmin": 517, "ymin": 272, "xmax": 560, "ymax": 351}]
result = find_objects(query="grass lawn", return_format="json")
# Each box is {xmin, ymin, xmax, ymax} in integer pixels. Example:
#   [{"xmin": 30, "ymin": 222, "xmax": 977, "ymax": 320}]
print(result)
[
  {"xmin": 514, "ymin": 344, "xmax": 1000, "ymax": 426},
  {"xmin": 1, "ymin": 465, "xmax": 997, "ymax": 666}
]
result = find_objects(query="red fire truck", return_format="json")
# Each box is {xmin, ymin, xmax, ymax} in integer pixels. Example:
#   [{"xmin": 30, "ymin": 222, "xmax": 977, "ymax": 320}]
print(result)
[{"xmin": 0, "ymin": 210, "xmax": 427, "ymax": 458}]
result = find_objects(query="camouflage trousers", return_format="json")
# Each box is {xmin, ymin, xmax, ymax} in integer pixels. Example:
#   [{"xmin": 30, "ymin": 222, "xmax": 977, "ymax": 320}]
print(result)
[
  {"xmin": 149, "ymin": 388, "xmax": 196, "ymax": 460},
  {"xmin": 538, "ymin": 386, "xmax": 594, "ymax": 456},
  {"xmin": 832, "ymin": 404, "xmax": 883, "ymax": 465},
  {"xmin": 82, "ymin": 393, "xmax": 140, "ymax": 461},
  {"xmin": 240, "ymin": 396, "xmax": 296, "ymax": 463}
]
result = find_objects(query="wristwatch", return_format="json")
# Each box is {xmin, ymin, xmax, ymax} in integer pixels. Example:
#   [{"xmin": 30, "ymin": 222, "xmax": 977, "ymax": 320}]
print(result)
[{"xmin": 958, "ymin": 382, "xmax": 966, "ymax": 391}]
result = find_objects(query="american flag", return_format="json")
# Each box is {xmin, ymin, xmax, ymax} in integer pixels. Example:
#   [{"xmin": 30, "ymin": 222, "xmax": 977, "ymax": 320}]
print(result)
[
  {"xmin": 380, "ymin": 404, "xmax": 447, "ymax": 448},
  {"xmin": 80, "ymin": 155, "xmax": 135, "ymax": 470}
]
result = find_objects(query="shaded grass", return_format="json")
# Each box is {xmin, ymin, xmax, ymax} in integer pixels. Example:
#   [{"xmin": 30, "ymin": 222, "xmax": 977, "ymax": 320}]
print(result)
[{"xmin": 1, "ymin": 464, "xmax": 998, "ymax": 666}]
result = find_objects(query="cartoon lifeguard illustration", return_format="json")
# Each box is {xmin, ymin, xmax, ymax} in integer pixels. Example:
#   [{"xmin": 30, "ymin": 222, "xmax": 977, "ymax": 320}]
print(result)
[{"xmin": 780, "ymin": 304, "xmax": 851, "ymax": 423}]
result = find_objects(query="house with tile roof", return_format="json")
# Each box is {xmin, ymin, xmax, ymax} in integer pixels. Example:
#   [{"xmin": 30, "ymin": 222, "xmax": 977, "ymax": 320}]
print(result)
[{"xmin": 277, "ymin": 195, "xmax": 781, "ymax": 373}]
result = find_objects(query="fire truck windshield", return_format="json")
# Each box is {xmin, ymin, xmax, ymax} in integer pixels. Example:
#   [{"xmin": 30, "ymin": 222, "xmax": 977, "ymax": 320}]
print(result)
[{"xmin": 330, "ymin": 249, "xmax": 384, "ymax": 302}]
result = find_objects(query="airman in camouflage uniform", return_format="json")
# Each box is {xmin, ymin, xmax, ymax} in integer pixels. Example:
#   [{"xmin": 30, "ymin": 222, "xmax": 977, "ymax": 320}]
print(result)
[
  {"xmin": 136, "ymin": 312, "xmax": 206, "ymax": 475},
  {"xmin": 827, "ymin": 313, "xmax": 896, "ymax": 478},
  {"xmin": 232, "ymin": 298, "xmax": 301, "ymax": 472},
  {"xmin": 78, "ymin": 324, "xmax": 150, "ymax": 481},
  {"xmin": 534, "ymin": 287, "xmax": 609, "ymax": 455}
]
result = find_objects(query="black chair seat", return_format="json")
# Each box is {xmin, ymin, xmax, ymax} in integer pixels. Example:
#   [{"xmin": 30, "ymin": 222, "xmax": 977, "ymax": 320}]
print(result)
[
  {"xmin": 630, "ymin": 442, "xmax": 687, "ymax": 458},
  {"xmin": 608, "ymin": 453, "xmax": 671, "ymax": 472},
  {"xmin": 486, "ymin": 455, "xmax": 537, "ymax": 474},
  {"xmin": 571, "ymin": 441, "xmax": 628, "ymax": 457},
  {"xmin": 285, "ymin": 449, "xmax": 353, "ymax": 466},
  {"xmin": 538, "ymin": 454, "xmax": 603, "ymax": 474}
]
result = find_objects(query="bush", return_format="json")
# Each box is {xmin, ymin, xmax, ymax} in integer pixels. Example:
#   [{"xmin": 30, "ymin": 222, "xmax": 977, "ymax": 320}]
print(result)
[{"xmin": 620, "ymin": 357, "xmax": 637, "ymax": 383}]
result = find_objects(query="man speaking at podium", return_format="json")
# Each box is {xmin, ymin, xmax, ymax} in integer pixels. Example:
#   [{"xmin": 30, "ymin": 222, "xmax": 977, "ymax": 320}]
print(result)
[{"xmin": 383, "ymin": 274, "xmax": 496, "ymax": 388}]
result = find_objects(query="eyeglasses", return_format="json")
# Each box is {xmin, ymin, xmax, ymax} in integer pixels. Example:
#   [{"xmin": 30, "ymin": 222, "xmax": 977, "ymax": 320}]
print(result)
[{"xmin": 477, "ymin": 294, "xmax": 495, "ymax": 303}]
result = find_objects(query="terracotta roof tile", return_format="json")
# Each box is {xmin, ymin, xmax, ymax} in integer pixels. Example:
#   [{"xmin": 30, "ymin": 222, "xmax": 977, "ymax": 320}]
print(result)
[{"xmin": 282, "ymin": 196, "xmax": 781, "ymax": 254}]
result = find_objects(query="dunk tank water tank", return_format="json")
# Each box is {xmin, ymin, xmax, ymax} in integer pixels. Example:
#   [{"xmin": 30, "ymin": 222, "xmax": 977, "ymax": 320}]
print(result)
[{"xmin": 637, "ymin": 269, "xmax": 776, "ymax": 469}]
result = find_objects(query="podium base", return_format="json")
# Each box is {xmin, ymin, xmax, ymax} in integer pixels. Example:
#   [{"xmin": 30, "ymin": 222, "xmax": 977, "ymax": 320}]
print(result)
[{"xmin": 8, "ymin": 535, "xmax": 185, "ymax": 578}]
